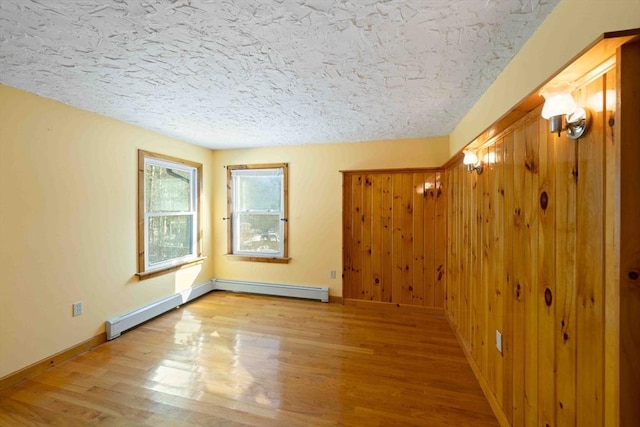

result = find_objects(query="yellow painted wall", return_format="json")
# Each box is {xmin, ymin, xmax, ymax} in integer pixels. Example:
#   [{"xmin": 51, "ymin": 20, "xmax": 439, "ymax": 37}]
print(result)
[
  {"xmin": 2, "ymin": 0, "xmax": 638, "ymax": 382},
  {"xmin": 0, "ymin": 85, "xmax": 215, "ymax": 378},
  {"xmin": 211, "ymin": 138, "xmax": 449, "ymax": 297},
  {"xmin": 450, "ymin": 0, "xmax": 640, "ymax": 156}
]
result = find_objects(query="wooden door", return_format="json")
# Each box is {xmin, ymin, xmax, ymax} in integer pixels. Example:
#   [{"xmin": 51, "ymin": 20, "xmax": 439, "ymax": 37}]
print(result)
[{"xmin": 342, "ymin": 170, "xmax": 446, "ymax": 308}]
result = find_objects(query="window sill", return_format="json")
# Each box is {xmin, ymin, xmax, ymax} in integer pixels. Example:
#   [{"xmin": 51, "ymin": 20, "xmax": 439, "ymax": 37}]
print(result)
[
  {"xmin": 225, "ymin": 255, "xmax": 291, "ymax": 264},
  {"xmin": 136, "ymin": 256, "xmax": 207, "ymax": 280}
]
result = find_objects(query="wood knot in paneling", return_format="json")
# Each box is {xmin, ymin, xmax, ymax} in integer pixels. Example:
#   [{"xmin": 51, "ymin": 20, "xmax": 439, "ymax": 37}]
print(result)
[
  {"xmin": 525, "ymin": 158, "xmax": 537, "ymax": 173},
  {"xmin": 540, "ymin": 191, "xmax": 548, "ymax": 211},
  {"xmin": 544, "ymin": 287, "xmax": 552, "ymax": 307}
]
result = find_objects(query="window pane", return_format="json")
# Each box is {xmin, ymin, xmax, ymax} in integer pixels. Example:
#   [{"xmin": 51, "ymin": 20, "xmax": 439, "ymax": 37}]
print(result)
[
  {"xmin": 146, "ymin": 164, "xmax": 191, "ymax": 212},
  {"xmin": 148, "ymin": 215, "xmax": 193, "ymax": 265},
  {"xmin": 237, "ymin": 175, "xmax": 281, "ymax": 211},
  {"xmin": 237, "ymin": 213, "xmax": 281, "ymax": 254}
]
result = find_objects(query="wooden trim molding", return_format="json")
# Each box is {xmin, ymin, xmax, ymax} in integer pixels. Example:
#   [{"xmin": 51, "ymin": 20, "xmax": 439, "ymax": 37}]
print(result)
[
  {"xmin": 137, "ymin": 150, "xmax": 204, "ymax": 277},
  {"xmin": 328, "ymin": 295, "xmax": 344, "ymax": 304},
  {"xmin": 135, "ymin": 256, "xmax": 207, "ymax": 280},
  {"xmin": 445, "ymin": 313, "xmax": 511, "ymax": 427},
  {"xmin": 0, "ymin": 333, "xmax": 107, "ymax": 391},
  {"xmin": 226, "ymin": 163, "xmax": 289, "ymax": 260},
  {"xmin": 340, "ymin": 167, "xmax": 445, "ymax": 174},
  {"xmin": 225, "ymin": 255, "xmax": 291, "ymax": 264}
]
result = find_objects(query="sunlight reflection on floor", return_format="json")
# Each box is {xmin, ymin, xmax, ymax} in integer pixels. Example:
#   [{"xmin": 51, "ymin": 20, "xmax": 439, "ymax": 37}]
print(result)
[{"xmin": 147, "ymin": 309, "xmax": 284, "ymax": 408}]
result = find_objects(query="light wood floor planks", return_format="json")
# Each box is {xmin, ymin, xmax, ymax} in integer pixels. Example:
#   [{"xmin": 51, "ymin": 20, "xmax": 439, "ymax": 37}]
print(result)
[{"xmin": 0, "ymin": 293, "xmax": 498, "ymax": 426}]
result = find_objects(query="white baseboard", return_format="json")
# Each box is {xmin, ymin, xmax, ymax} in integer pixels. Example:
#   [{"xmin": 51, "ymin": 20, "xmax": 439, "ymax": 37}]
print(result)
[
  {"xmin": 105, "ymin": 280, "xmax": 214, "ymax": 340},
  {"xmin": 105, "ymin": 279, "xmax": 329, "ymax": 340},
  {"xmin": 213, "ymin": 279, "xmax": 329, "ymax": 303}
]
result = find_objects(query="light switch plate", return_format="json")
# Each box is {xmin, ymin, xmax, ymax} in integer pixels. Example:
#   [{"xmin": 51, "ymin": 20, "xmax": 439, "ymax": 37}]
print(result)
[{"xmin": 496, "ymin": 330, "xmax": 503, "ymax": 354}]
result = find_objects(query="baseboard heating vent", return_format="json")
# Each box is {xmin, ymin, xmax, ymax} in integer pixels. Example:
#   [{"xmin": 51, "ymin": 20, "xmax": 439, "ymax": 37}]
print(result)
[
  {"xmin": 105, "ymin": 280, "xmax": 214, "ymax": 340},
  {"xmin": 213, "ymin": 279, "xmax": 329, "ymax": 303}
]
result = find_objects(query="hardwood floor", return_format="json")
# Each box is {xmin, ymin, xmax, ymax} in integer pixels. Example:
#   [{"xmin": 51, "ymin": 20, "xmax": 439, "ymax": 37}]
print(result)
[{"xmin": 0, "ymin": 293, "xmax": 498, "ymax": 426}]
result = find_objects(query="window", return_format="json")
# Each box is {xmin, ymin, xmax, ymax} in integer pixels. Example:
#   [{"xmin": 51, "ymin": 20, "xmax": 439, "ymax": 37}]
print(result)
[
  {"xmin": 226, "ymin": 163, "xmax": 289, "ymax": 263},
  {"xmin": 138, "ymin": 150, "xmax": 203, "ymax": 277}
]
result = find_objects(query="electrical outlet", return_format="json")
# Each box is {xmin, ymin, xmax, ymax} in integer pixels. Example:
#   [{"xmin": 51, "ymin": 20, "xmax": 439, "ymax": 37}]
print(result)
[
  {"xmin": 330, "ymin": 270, "xmax": 336, "ymax": 279},
  {"xmin": 496, "ymin": 330, "xmax": 503, "ymax": 354},
  {"xmin": 72, "ymin": 301, "xmax": 83, "ymax": 317}
]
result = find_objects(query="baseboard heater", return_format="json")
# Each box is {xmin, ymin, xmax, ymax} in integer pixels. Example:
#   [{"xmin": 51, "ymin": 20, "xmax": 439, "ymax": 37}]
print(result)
[
  {"xmin": 105, "ymin": 280, "xmax": 214, "ymax": 340},
  {"xmin": 105, "ymin": 279, "xmax": 328, "ymax": 340},
  {"xmin": 213, "ymin": 279, "xmax": 329, "ymax": 303}
]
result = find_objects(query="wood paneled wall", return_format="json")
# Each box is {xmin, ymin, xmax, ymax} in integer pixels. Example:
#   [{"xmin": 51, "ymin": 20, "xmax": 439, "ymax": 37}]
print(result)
[
  {"xmin": 618, "ymin": 41, "xmax": 640, "ymax": 427},
  {"xmin": 445, "ymin": 67, "xmax": 622, "ymax": 426},
  {"xmin": 342, "ymin": 171, "xmax": 446, "ymax": 307}
]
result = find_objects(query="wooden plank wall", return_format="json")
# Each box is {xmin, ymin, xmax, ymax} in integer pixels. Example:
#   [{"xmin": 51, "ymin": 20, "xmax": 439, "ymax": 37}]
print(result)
[
  {"xmin": 444, "ymin": 70, "xmax": 619, "ymax": 426},
  {"xmin": 617, "ymin": 41, "xmax": 640, "ymax": 427},
  {"xmin": 343, "ymin": 170, "xmax": 446, "ymax": 308}
]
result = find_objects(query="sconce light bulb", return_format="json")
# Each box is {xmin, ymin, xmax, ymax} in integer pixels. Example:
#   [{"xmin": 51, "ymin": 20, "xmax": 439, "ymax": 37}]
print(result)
[
  {"xmin": 463, "ymin": 150, "xmax": 479, "ymax": 166},
  {"xmin": 541, "ymin": 93, "xmax": 578, "ymax": 119},
  {"xmin": 463, "ymin": 150, "xmax": 483, "ymax": 174},
  {"xmin": 540, "ymin": 82, "xmax": 578, "ymax": 119}
]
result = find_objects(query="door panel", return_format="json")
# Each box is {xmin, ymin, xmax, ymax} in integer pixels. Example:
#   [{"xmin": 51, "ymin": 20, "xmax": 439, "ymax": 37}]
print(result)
[{"xmin": 342, "ymin": 170, "xmax": 446, "ymax": 307}]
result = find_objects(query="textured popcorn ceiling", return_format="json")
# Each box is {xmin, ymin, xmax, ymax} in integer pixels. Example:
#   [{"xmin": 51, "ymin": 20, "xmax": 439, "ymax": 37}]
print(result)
[{"xmin": 0, "ymin": 0, "xmax": 558, "ymax": 149}]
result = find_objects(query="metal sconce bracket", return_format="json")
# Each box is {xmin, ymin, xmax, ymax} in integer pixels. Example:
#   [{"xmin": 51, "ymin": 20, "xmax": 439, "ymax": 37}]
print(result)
[
  {"xmin": 565, "ymin": 108, "xmax": 592, "ymax": 139},
  {"xmin": 466, "ymin": 163, "xmax": 483, "ymax": 175},
  {"xmin": 548, "ymin": 108, "xmax": 592, "ymax": 139}
]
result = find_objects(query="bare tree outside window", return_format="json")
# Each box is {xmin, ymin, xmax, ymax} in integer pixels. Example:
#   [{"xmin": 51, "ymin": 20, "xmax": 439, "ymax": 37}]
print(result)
[{"xmin": 138, "ymin": 151, "xmax": 202, "ymax": 275}]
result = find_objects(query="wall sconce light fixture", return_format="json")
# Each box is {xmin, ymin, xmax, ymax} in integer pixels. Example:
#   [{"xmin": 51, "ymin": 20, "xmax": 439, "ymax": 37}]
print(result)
[
  {"xmin": 540, "ymin": 83, "xmax": 591, "ymax": 139},
  {"xmin": 463, "ymin": 150, "xmax": 483, "ymax": 175}
]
